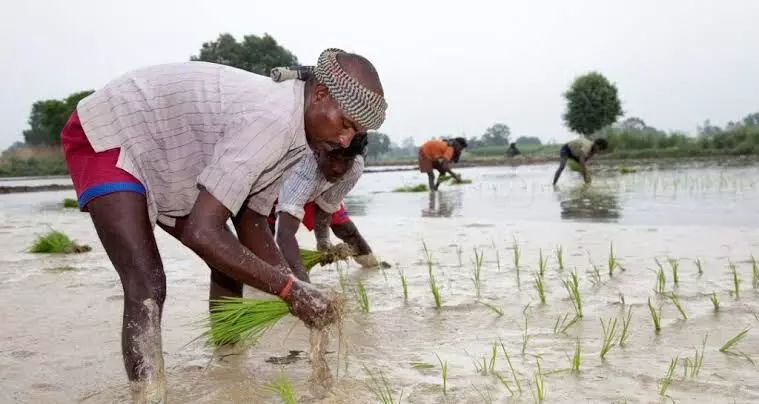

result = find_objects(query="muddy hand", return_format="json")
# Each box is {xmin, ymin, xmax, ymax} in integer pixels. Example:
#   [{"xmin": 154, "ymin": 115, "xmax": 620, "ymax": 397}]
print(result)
[{"xmin": 285, "ymin": 280, "xmax": 338, "ymax": 330}]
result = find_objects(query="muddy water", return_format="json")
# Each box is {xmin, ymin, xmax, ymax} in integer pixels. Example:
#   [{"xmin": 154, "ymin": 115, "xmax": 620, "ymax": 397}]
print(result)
[{"xmin": 2, "ymin": 162, "xmax": 759, "ymax": 403}]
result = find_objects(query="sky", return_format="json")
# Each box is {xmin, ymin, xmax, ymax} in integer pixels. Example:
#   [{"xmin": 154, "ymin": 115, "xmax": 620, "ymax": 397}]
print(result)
[{"xmin": 1, "ymin": 0, "xmax": 758, "ymax": 150}]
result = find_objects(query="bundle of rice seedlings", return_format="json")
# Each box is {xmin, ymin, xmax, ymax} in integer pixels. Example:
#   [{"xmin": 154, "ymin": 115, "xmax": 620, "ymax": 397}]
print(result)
[
  {"xmin": 202, "ymin": 296, "xmax": 290, "ymax": 347},
  {"xmin": 392, "ymin": 184, "xmax": 428, "ymax": 193},
  {"xmin": 29, "ymin": 230, "xmax": 91, "ymax": 254},
  {"xmin": 299, "ymin": 244, "xmax": 355, "ymax": 271},
  {"xmin": 61, "ymin": 198, "xmax": 78, "ymax": 208}
]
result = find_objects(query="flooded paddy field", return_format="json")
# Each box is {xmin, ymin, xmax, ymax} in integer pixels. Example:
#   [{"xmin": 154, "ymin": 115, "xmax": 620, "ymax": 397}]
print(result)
[{"xmin": 2, "ymin": 161, "xmax": 759, "ymax": 403}]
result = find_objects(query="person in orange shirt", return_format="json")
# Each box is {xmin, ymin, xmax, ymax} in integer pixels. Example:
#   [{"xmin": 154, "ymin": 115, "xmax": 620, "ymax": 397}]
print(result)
[{"xmin": 418, "ymin": 137, "xmax": 468, "ymax": 191}]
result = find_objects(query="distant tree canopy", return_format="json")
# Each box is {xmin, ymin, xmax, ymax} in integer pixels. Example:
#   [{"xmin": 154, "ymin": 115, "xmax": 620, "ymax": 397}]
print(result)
[
  {"xmin": 467, "ymin": 123, "xmax": 511, "ymax": 148},
  {"xmin": 366, "ymin": 132, "xmax": 392, "ymax": 160},
  {"xmin": 23, "ymin": 90, "xmax": 94, "ymax": 146},
  {"xmin": 563, "ymin": 72, "xmax": 623, "ymax": 136},
  {"xmin": 190, "ymin": 33, "xmax": 299, "ymax": 75},
  {"xmin": 515, "ymin": 136, "xmax": 542, "ymax": 145}
]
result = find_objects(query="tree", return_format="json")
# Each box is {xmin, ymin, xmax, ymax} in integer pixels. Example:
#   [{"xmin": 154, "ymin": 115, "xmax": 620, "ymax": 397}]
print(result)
[
  {"xmin": 190, "ymin": 33, "xmax": 299, "ymax": 75},
  {"xmin": 618, "ymin": 117, "xmax": 647, "ymax": 131},
  {"xmin": 23, "ymin": 90, "xmax": 94, "ymax": 146},
  {"xmin": 562, "ymin": 72, "xmax": 623, "ymax": 136},
  {"xmin": 515, "ymin": 136, "xmax": 541, "ymax": 145},
  {"xmin": 481, "ymin": 123, "xmax": 510, "ymax": 146},
  {"xmin": 742, "ymin": 112, "xmax": 759, "ymax": 127},
  {"xmin": 366, "ymin": 132, "xmax": 391, "ymax": 160}
]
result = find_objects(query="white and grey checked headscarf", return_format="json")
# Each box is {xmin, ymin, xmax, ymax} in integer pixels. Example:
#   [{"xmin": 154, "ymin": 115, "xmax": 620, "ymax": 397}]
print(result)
[{"xmin": 270, "ymin": 48, "xmax": 387, "ymax": 130}]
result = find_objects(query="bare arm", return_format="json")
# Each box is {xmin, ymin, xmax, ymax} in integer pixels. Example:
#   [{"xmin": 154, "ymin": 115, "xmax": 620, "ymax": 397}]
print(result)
[
  {"xmin": 331, "ymin": 220, "xmax": 372, "ymax": 256},
  {"xmin": 313, "ymin": 206, "xmax": 333, "ymax": 252},
  {"xmin": 274, "ymin": 212, "xmax": 310, "ymax": 282},
  {"xmin": 576, "ymin": 155, "xmax": 591, "ymax": 184}
]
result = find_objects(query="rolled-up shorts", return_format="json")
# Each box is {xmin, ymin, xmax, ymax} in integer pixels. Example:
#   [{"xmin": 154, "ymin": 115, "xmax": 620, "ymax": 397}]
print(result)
[
  {"xmin": 267, "ymin": 201, "xmax": 351, "ymax": 232},
  {"xmin": 60, "ymin": 111, "xmax": 146, "ymax": 211},
  {"xmin": 418, "ymin": 152, "xmax": 449, "ymax": 174},
  {"xmin": 560, "ymin": 144, "xmax": 580, "ymax": 162}
]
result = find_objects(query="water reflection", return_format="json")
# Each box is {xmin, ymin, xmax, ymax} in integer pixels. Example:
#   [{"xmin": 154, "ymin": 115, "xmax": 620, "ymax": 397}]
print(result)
[
  {"xmin": 343, "ymin": 195, "xmax": 371, "ymax": 217},
  {"xmin": 557, "ymin": 184, "xmax": 622, "ymax": 222},
  {"xmin": 422, "ymin": 190, "xmax": 462, "ymax": 218}
]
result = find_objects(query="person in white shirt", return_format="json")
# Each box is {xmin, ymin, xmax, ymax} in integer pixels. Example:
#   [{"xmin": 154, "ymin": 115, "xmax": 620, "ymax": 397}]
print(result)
[
  {"xmin": 553, "ymin": 137, "xmax": 609, "ymax": 185},
  {"xmin": 268, "ymin": 133, "xmax": 385, "ymax": 281}
]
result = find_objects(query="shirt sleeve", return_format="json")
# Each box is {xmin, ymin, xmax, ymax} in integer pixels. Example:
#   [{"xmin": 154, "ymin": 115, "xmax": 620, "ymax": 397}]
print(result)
[
  {"xmin": 275, "ymin": 153, "xmax": 320, "ymax": 221},
  {"xmin": 314, "ymin": 155, "xmax": 365, "ymax": 213},
  {"xmin": 197, "ymin": 115, "xmax": 291, "ymax": 216}
]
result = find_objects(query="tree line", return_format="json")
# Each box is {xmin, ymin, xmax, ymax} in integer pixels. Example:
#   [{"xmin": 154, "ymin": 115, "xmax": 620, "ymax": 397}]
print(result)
[{"xmin": 6, "ymin": 31, "xmax": 759, "ymax": 172}]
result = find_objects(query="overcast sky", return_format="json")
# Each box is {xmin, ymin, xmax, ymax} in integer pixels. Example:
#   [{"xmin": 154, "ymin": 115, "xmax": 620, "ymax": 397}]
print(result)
[{"xmin": 1, "ymin": 0, "xmax": 757, "ymax": 150}]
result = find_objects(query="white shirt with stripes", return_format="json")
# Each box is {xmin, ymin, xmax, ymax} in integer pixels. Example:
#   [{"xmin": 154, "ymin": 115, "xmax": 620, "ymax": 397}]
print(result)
[
  {"xmin": 276, "ymin": 153, "xmax": 365, "ymax": 221},
  {"xmin": 76, "ymin": 61, "xmax": 308, "ymax": 227}
]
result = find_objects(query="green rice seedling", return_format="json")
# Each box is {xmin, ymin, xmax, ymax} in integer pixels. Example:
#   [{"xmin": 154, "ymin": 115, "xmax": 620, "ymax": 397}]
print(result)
[
  {"xmin": 478, "ymin": 300, "xmax": 504, "ymax": 317},
  {"xmin": 538, "ymin": 248, "xmax": 547, "ymax": 277},
  {"xmin": 429, "ymin": 270, "xmax": 441, "ymax": 309},
  {"xmin": 263, "ymin": 369, "xmax": 297, "ymax": 404},
  {"xmin": 472, "ymin": 248, "xmax": 484, "ymax": 298},
  {"xmin": 533, "ymin": 273, "xmax": 546, "ymax": 304},
  {"xmin": 521, "ymin": 311, "xmax": 530, "ymax": 355},
  {"xmin": 667, "ymin": 257, "xmax": 680, "ymax": 285},
  {"xmin": 752, "ymin": 255, "xmax": 759, "ymax": 289},
  {"xmin": 553, "ymin": 312, "xmax": 579, "ymax": 334},
  {"xmin": 29, "ymin": 230, "xmax": 91, "ymax": 254},
  {"xmin": 587, "ymin": 264, "xmax": 602, "ymax": 287},
  {"xmin": 730, "ymin": 261, "xmax": 740, "ymax": 298},
  {"xmin": 498, "ymin": 337, "xmax": 523, "ymax": 393},
  {"xmin": 494, "ymin": 372, "xmax": 515, "ymax": 395},
  {"xmin": 531, "ymin": 358, "xmax": 545, "ymax": 402},
  {"xmin": 456, "ymin": 245, "xmax": 463, "ymax": 267},
  {"xmin": 61, "ymin": 198, "xmax": 78, "ymax": 208},
  {"xmin": 695, "ymin": 258, "xmax": 704, "ymax": 275},
  {"xmin": 562, "ymin": 270, "xmax": 583, "ymax": 318},
  {"xmin": 472, "ymin": 342, "xmax": 498, "ymax": 375},
  {"xmin": 354, "ymin": 280, "xmax": 370, "ymax": 313},
  {"xmin": 363, "ymin": 365, "xmax": 402, "ymax": 404},
  {"xmin": 422, "ymin": 241, "xmax": 434, "ymax": 273},
  {"xmin": 647, "ymin": 298, "xmax": 662, "ymax": 334},
  {"xmin": 410, "ymin": 361, "xmax": 435, "ymax": 370},
  {"xmin": 392, "ymin": 184, "xmax": 428, "ymax": 192},
  {"xmin": 435, "ymin": 353, "xmax": 448, "ymax": 396},
  {"xmin": 658, "ymin": 356, "xmax": 678, "ymax": 397},
  {"xmin": 668, "ymin": 293, "xmax": 687, "ymax": 320},
  {"xmin": 608, "ymin": 242, "xmax": 620, "ymax": 276},
  {"xmin": 44, "ymin": 265, "xmax": 76, "ymax": 273},
  {"xmin": 202, "ymin": 297, "xmax": 290, "ymax": 347},
  {"xmin": 709, "ymin": 292, "xmax": 720, "ymax": 312},
  {"xmin": 569, "ymin": 338, "xmax": 581, "ymax": 373},
  {"xmin": 599, "ymin": 316, "xmax": 618, "ymax": 360},
  {"xmin": 555, "ymin": 245, "xmax": 564, "ymax": 271},
  {"xmin": 619, "ymin": 306, "xmax": 633, "ymax": 346},
  {"xmin": 654, "ymin": 266, "xmax": 666, "ymax": 294},
  {"xmin": 684, "ymin": 333, "xmax": 708, "ymax": 378},
  {"xmin": 719, "ymin": 328, "xmax": 750, "ymax": 354},
  {"xmin": 512, "ymin": 236, "xmax": 521, "ymax": 269},
  {"xmin": 399, "ymin": 270, "xmax": 408, "ymax": 302}
]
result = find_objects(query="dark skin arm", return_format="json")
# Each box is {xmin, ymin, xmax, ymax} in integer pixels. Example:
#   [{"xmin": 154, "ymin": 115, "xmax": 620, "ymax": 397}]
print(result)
[
  {"xmin": 313, "ymin": 206, "xmax": 333, "ymax": 252},
  {"xmin": 274, "ymin": 212, "xmax": 311, "ymax": 282},
  {"xmin": 180, "ymin": 190, "xmax": 333, "ymax": 328},
  {"xmin": 331, "ymin": 220, "xmax": 372, "ymax": 256},
  {"xmin": 312, "ymin": 204, "xmax": 372, "ymax": 255},
  {"xmin": 432, "ymin": 160, "xmax": 461, "ymax": 190}
]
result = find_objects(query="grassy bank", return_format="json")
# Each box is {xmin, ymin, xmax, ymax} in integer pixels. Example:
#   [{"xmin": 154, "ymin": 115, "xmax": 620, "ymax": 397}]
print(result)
[{"xmin": 0, "ymin": 146, "xmax": 67, "ymax": 177}]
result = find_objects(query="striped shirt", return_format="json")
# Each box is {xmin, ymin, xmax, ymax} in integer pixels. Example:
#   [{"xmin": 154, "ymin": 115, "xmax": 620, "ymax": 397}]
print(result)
[
  {"xmin": 75, "ymin": 61, "xmax": 308, "ymax": 227},
  {"xmin": 276, "ymin": 153, "xmax": 364, "ymax": 221}
]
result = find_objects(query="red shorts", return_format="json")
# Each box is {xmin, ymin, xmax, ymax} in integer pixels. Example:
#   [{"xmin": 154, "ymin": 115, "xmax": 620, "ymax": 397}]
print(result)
[
  {"xmin": 60, "ymin": 111, "xmax": 146, "ymax": 210},
  {"xmin": 267, "ymin": 201, "xmax": 350, "ymax": 231}
]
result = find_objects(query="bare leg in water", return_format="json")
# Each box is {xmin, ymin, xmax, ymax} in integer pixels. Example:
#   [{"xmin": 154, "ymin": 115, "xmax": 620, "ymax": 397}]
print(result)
[{"xmin": 87, "ymin": 192, "xmax": 167, "ymax": 403}]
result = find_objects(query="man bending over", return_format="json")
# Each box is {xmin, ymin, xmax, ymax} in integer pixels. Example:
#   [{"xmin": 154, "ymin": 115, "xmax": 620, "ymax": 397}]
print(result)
[{"xmin": 60, "ymin": 48, "xmax": 387, "ymax": 403}]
